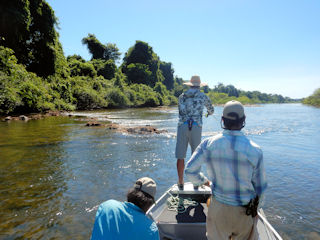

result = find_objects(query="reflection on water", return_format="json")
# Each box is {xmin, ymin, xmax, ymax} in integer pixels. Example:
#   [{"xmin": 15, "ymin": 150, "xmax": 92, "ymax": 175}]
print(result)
[
  {"xmin": 0, "ymin": 118, "xmax": 70, "ymax": 239},
  {"xmin": 0, "ymin": 104, "xmax": 319, "ymax": 239}
]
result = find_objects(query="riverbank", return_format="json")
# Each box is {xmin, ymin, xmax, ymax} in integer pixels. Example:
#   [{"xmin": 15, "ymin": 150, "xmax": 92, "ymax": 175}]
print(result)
[{"xmin": 1, "ymin": 110, "xmax": 65, "ymax": 122}]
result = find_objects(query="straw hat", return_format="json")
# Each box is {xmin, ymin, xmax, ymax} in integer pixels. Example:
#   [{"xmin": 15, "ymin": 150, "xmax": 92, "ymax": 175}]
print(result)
[{"xmin": 183, "ymin": 75, "xmax": 207, "ymax": 87}]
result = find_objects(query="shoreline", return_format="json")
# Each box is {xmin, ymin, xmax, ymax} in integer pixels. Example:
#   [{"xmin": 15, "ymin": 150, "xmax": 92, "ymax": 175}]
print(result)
[{"xmin": 1, "ymin": 102, "xmax": 298, "ymax": 122}]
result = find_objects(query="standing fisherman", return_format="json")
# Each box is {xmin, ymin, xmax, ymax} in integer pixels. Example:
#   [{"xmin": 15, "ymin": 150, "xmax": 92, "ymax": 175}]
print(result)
[
  {"xmin": 175, "ymin": 75, "xmax": 214, "ymax": 190},
  {"xmin": 185, "ymin": 100, "xmax": 268, "ymax": 239}
]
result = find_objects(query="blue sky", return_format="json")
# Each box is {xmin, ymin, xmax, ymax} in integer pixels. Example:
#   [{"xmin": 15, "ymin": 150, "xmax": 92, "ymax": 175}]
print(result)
[{"xmin": 47, "ymin": 0, "xmax": 320, "ymax": 98}]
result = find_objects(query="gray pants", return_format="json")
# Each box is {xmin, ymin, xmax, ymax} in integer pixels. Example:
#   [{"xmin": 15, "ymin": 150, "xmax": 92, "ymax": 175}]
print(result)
[{"xmin": 175, "ymin": 124, "xmax": 202, "ymax": 159}]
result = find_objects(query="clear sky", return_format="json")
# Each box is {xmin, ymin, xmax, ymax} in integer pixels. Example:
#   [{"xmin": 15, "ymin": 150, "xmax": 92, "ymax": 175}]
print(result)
[{"xmin": 47, "ymin": 0, "xmax": 320, "ymax": 99}]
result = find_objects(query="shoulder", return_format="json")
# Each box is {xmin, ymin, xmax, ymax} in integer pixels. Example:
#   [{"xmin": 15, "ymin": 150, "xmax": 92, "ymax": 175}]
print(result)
[
  {"xmin": 99, "ymin": 199, "xmax": 123, "ymax": 211},
  {"xmin": 197, "ymin": 91, "xmax": 206, "ymax": 97},
  {"xmin": 243, "ymin": 138, "xmax": 263, "ymax": 158},
  {"xmin": 198, "ymin": 91, "xmax": 209, "ymax": 98},
  {"xmin": 249, "ymin": 139, "xmax": 262, "ymax": 152},
  {"xmin": 201, "ymin": 133, "xmax": 224, "ymax": 148}
]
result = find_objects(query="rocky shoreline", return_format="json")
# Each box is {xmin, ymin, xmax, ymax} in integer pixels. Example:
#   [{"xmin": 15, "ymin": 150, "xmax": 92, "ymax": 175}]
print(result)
[
  {"xmin": 1, "ymin": 110, "xmax": 167, "ymax": 135},
  {"xmin": 1, "ymin": 110, "xmax": 63, "ymax": 122}
]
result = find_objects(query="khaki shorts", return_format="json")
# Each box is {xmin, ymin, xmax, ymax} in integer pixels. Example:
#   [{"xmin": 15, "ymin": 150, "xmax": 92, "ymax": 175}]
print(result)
[
  {"xmin": 175, "ymin": 124, "xmax": 202, "ymax": 159},
  {"xmin": 206, "ymin": 198, "xmax": 257, "ymax": 240}
]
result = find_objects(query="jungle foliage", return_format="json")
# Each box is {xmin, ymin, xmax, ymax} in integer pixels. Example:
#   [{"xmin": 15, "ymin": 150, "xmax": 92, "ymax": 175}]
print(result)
[
  {"xmin": 302, "ymin": 88, "xmax": 320, "ymax": 107},
  {"xmin": 0, "ymin": 0, "xmax": 297, "ymax": 115}
]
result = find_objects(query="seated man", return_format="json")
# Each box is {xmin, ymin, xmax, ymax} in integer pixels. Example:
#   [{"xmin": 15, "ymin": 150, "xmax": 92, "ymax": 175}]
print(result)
[{"xmin": 91, "ymin": 177, "xmax": 159, "ymax": 240}]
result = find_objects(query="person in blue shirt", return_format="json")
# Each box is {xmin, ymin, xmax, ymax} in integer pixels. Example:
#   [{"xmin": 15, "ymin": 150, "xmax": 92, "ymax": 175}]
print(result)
[
  {"xmin": 185, "ymin": 100, "xmax": 267, "ymax": 240},
  {"xmin": 91, "ymin": 177, "xmax": 159, "ymax": 240}
]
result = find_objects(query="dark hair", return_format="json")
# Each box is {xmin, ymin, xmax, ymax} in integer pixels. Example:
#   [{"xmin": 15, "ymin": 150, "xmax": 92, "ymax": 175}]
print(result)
[
  {"xmin": 221, "ymin": 115, "xmax": 246, "ymax": 130},
  {"xmin": 127, "ymin": 188, "xmax": 154, "ymax": 212}
]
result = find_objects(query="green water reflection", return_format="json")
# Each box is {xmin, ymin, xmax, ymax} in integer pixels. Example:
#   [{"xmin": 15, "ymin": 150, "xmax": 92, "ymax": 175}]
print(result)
[{"xmin": 0, "ymin": 117, "xmax": 72, "ymax": 239}]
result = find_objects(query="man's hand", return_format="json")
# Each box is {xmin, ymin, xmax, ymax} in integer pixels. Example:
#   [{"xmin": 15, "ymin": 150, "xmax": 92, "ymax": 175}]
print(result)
[{"xmin": 204, "ymin": 181, "xmax": 211, "ymax": 187}]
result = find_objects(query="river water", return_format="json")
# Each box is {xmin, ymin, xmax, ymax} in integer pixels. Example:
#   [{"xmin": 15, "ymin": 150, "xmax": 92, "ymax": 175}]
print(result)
[{"xmin": 0, "ymin": 104, "xmax": 319, "ymax": 239}]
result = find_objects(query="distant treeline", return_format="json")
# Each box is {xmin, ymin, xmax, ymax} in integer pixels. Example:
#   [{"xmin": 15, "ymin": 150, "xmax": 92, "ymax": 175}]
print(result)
[
  {"xmin": 302, "ymin": 89, "xmax": 320, "ymax": 107},
  {"xmin": 0, "ymin": 1, "xmax": 297, "ymax": 115}
]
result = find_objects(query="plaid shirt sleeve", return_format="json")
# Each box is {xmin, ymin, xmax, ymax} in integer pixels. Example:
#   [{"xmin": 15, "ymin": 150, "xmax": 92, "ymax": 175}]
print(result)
[
  {"xmin": 252, "ymin": 151, "xmax": 268, "ymax": 196},
  {"xmin": 185, "ymin": 139, "xmax": 209, "ymax": 185}
]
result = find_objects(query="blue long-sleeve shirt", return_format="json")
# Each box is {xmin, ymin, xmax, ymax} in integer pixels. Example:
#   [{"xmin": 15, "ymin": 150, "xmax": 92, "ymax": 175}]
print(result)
[
  {"xmin": 185, "ymin": 130, "xmax": 268, "ymax": 206},
  {"xmin": 91, "ymin": 200, "xmax": 159, "ymax": 240}
]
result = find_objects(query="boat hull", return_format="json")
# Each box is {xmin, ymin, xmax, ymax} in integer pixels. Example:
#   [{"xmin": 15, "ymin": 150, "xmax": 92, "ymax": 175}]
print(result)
[{"xmin": 147, "ymin": 182, "xmax": 282, "ymax": 240}]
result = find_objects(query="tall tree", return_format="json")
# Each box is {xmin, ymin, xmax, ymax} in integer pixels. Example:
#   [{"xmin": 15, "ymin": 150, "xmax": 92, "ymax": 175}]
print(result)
[
  {"xmin": 160, "ymin": 61, "xmax": 174, "ymax": 90},
  {"xmin": 82, "ymin": 34, "xmax": 121, "ymax": 62},
  {"xmin": 0, "ymin": 0, "xmax": 66, "ymax": 77},
  {"xmin": 122, "ymin": 41, "xmax": 163, "ymax": 87}
]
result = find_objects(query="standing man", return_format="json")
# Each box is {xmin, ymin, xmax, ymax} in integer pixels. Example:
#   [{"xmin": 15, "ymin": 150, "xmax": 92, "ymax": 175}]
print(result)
[
  {"xmin": 91, "ymin": 177, "xmax": 159, "ymax": 240},
  {"xmin": 185, "ymin": 100, "xmax": 268, "ymax": 240},
  {"xmin": 176, "ymin": 75, "xmax": 214, "ymax": 190}
]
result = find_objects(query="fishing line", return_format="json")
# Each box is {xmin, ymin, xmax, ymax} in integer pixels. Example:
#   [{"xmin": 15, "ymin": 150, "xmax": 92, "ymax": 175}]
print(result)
[{"xmin": 166, "ymin": 192, "xmax": 198, "ymax": 213}]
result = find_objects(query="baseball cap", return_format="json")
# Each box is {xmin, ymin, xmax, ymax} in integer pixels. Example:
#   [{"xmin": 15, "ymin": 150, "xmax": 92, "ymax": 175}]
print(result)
[
  {"xmin": 223, "ymin": 100, "xmax": 245, "ymax": 120},
  {"xmin": 134, "ymin": 177, "xmax": 156, "ymax": 198}
]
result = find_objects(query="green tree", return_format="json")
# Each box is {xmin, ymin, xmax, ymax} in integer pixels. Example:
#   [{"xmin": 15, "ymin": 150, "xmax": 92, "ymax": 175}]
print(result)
[
  {"xmin": 0, "ymin": 0, "xmax": 67, "ymax": 77},
  {"xmin": 303, "ymin": 88, "xmax": 320, "ymax": 107},
  {"xmin": 125, "ymin": 63, "xmax": 152, "ymax": 85},
  {"xmin": 173, "ymin": 77, "xmax": 186, "ymax": 97},
  {"xmin": 82, "ymin": 34, "xmax": 121, "ymax": 62},
  {"xmin": 122, "ymin": 41, "xmax": 163, "ymax": 87},
  {"xmin": 90, "ymin": 59, "xmax": 116, "ymax": 80},
  {"xmin": 67, "ymin": 57, "xmax": 97, "ymax": 78},
  {"xmin": 213, "ymin": 83, "xmax": 239, "ymax": 97},
  {"xmin": 160, "ymin": 61, "xmax": 174, "ymax": 90}
]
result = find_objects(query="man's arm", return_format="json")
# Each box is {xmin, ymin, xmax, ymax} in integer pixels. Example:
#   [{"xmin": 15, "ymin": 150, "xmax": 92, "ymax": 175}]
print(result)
[
  {"xmin": 204, "ymin": 95, "xmax": 214, "ymax": 116},
  {"xmin": 178, "ymin": 94, "xmax": 186, "ymax": 116},
  {"xmin": 185, "ymin": 139, "xmax": 209, "ymax": 185}
]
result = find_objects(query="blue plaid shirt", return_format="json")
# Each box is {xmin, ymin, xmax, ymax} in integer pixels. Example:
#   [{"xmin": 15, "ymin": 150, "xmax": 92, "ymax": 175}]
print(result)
[{"xmin": 185, "ymin": 130, "xmax": 267, "ymax": 206}]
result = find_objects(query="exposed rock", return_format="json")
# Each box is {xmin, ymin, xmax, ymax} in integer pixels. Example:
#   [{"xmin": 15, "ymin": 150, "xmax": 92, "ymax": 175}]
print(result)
[
  {"xmin": 86, "ymin": 121, "xmax": 103, "ymax": 127},
  {"xmin": 19, "ymin": 115, "xmax": 29, "ymax": 121},
  {"xmin": 29, "ymin": 114, "xmax": 43, "ymax": 120},
  {"xmin": 45, "ymin": 111, "xmax": 61, "ymax": 117},
  {"xmin": 125, "ymin": 126, "xmax": 167, "ymax": 134},
  {"xmin": 4, "ymin": 116, "xmax": 12, "ymax": 121},
  {"xmin": 106, "ymin": 123, "xmax": 120, "ymax": 129}
]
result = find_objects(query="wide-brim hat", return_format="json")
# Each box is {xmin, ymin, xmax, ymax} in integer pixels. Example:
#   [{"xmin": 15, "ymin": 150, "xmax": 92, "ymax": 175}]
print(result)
[
  {"xmin": 183, "ymin": 75, "xmax": 207, "ymax": 87},
  {"xmin": 134, "ymin": 177, "xmax": 156, "ymax": 198},
  {"xmin": 223, "ymin": 100, "xmax": 245, "ymax": 120}
]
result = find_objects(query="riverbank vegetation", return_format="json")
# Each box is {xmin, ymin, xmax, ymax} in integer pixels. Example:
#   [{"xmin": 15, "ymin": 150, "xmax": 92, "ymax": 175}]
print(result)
[
  {"xmin": 302, "ymin": 88, "xmax": 320, "ymax": 107},
  {"xmin": 0, "ymin": 1, "xmax": 298, "ymax": 115}
]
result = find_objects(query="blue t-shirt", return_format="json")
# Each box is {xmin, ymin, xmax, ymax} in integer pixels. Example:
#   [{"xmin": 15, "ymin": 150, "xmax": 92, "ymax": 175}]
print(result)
[{"xmin": 91, "ymin": 200, "xmax": 159, "ymax": 240}]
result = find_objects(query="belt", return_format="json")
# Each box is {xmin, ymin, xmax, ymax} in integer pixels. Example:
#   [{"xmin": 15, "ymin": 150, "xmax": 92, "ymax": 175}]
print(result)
[
  {"xmin": 184, "ymin": 119, "xmax": 198, "ymax": 131},
  {"xmin": 183, "ymin": 121, "xmax": 198, "ymax": 126}
]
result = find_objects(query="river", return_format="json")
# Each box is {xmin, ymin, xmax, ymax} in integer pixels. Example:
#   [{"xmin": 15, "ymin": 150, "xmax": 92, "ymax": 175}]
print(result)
[{"xmin": 0, "ymin": 103, "xmax": 319, "ymax": 239}]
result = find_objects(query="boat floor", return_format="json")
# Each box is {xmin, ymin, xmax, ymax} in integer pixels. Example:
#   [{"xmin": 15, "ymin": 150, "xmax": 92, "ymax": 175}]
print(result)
[
  {"xmin": 148, "ymin": 183, "xmax": 281, "ymax": 240},
  {"xmin": 158, "ymin": 203, "xmax": 208, "ymax": 224}
]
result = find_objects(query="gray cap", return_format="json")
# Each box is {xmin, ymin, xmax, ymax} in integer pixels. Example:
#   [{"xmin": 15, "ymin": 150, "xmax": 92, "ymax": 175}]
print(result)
[
  {"xmin": 134, "ymin": 177, "xmax": 156, "ymax": 198},
  {"xmin": 223, "ymin": 100, "xmax": 245, "ymax": 120}
]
